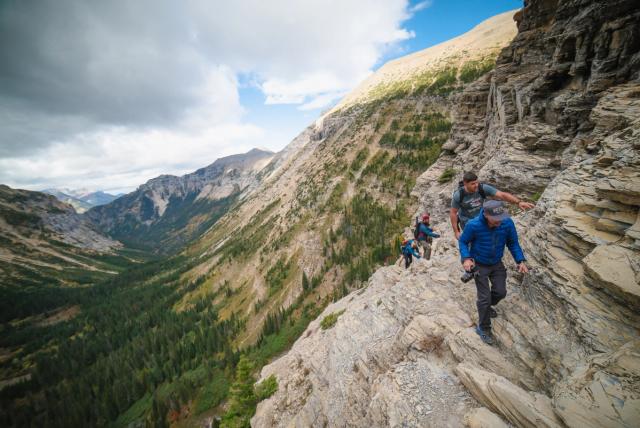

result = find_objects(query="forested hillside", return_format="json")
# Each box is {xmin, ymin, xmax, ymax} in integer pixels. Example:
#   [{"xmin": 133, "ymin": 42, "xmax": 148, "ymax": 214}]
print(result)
[{"xmin": 0, "ymin": 185, "xmax": 143, "ymax": 322}]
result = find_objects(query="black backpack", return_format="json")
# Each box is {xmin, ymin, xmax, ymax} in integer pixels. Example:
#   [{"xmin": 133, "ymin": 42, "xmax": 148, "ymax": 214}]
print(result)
[
  {"xmin": 413, "ymin": 217, "xmax": 421, "ymax": 240},
  {"xmin": 456, "ymin": 180, "xmax": 487, "ymax": 206}
]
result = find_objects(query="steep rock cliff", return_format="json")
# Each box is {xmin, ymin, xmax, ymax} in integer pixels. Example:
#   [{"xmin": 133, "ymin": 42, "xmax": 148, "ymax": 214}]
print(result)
[{"xmin": 253, "ymin": 1, "xmax": 640, "ymax": 427}]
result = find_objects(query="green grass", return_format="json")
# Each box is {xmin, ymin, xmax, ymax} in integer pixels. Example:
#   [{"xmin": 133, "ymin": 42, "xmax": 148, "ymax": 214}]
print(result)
[
  {"xmin": 320, "ymin": 310, "xmax": 345, "ymax": 330},
  {"xmin": 265, "ymin": 256, "xmax": 294, "ymax": 295},
  {"xmin": 255, "ymin": 375, "xmax": 278, "ymax": 401},
  {"xmin": 325, "ymin": 179, "xmax": 347, "ymax": 213},
  {"xmin": 459, "ymin": 58, "xmax": 496, "ymax": 83},
  {"xmin": 113, "ymin": 393, "xmax": 153, "ymax": 427},
  {"xmin": 438, "ymin": 168, "xmax": 457, "ymax": 183},
  {"xmin": 350, "ymin": 147, "xmax": 369, "ymax": 172},
  {"xmin": 353, "ymin": 55, "xmax": 500, "ymax": 108}
]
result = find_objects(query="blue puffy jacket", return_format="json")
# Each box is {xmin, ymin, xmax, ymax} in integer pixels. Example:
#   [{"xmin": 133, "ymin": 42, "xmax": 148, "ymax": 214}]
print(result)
[
  {"xmin": 458, "ymin": 209, "xmax": 525, "ymax": 265},
  {"xmin": 418, "ymin": 223, "xmax": 440, "ymax": 240},
  {"xmin": 401, "ymin": 240, "xmax": 421, "ymax": 258}
]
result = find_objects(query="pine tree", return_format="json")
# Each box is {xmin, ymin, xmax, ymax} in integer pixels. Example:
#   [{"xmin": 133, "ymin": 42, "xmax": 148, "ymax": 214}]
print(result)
[{"xmin": 221, "ymin": 356, "xmax": 256, "ymax": 428}]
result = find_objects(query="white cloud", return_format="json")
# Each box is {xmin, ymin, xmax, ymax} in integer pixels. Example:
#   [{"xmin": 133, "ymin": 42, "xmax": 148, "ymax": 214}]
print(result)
[
  {"xmin": 409, "ymin": 1, "xmax": 433, "ymax": 13},
  {"xmin": 298, "ymin": 91, "xmax": 350, "ymax": 111},
  {"xmin": 0, "ymin": 0, "xmax": 422, "ymax": 191},
  {"xmin": 1, "ymin": 122, "xmax": 264, "ymax": 194},
  {"xmin": 190, "ymin": 0, "xmax": 414, "ymax": 110}
]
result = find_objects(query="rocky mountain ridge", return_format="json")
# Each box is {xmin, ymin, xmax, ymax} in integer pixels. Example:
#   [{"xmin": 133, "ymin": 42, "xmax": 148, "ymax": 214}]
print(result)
[
  {"xmin": 86, "ymin": 148, "xmax": 275, "ymax": 252},
  {"xmin": 252, "ymin": 1, "xmax": 640, "ymax": 427},
  {"xmin": 41, "ymin": 188, "xmax": 120, "ymax": 213},
  {"xmin": 0, "ymin": 184, "xmax": 120, "ymax": 254},
  {"xmin": 329, "ymin": 10, "xmax": 518, "ymax": 114}
]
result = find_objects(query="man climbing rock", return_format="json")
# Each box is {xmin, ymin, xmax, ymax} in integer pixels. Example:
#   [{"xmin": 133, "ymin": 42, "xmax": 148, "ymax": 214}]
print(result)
[
  {"xmin": 458, "ymin": 200, "xmax": 529, "ymax": 345},
  {"xmin": 450, "ymin": 171, "xmax": 535, "ymax": 239},
  {"xmin": 415, "ymin": 213, "xmax": 440, "ymax": 260},
  {"xmin": 400, "ymin": 239, "xmax": 421, "ymax": 269}
]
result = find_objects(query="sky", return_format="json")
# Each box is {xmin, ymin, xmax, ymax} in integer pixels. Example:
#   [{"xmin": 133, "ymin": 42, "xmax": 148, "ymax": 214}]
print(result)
[{"xmin": 0, "ymin": 0, "xmax": 521, "ymax": 194}]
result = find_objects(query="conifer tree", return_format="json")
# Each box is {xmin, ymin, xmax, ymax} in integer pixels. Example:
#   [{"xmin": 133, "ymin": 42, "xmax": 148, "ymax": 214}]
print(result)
[{"xmin": 221, "ymin": 356, "xmax": 256, "ymax": 428}]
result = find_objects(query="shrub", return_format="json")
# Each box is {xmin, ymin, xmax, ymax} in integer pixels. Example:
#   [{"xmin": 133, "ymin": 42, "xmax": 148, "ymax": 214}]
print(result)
[
  {"xmin": 320, "ymin": 310, "xmax": 345, "ymax": 330},
  {"xmin": 438, "ymin": 168, "xmax": 457, "ymax": 184},
  {"xmin": 255, "ymin": 375, "xmax": 278, "ymax": 401},
  {"xmin": 459, "ymin": 59, "xmax": 495, "ymax": 83},
  {"xmin": 350, "ymin": 148, "xmax": 369, "ymax": 172},
  {"xmin": 379, "ymin": 131, "xmax": 397, "ymax": 146}
]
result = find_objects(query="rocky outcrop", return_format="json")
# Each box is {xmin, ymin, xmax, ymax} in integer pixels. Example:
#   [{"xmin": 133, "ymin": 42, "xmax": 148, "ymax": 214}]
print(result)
[{"xmin": 253, "ymin": 1, "xmax": 640, "ymax": 427}]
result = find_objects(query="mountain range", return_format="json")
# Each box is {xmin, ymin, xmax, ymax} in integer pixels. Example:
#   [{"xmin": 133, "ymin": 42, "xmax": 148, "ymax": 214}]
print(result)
[
  {"xmin": 85, "ymin": 148, "xmax": 275, "ymax": 253},
  {"xmin": 41, "ymin": 188, "xmax": 121, "ymax": 213}
]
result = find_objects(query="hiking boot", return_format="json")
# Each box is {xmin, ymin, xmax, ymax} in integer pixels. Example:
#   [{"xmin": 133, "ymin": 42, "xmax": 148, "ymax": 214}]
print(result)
[
  {"xmin": 489, "ymin": 307, "xmax": 497, "ymax": 318},
  {"xmin": 475, "ymin": 326, "xmax": 494, "ymax": 345}
]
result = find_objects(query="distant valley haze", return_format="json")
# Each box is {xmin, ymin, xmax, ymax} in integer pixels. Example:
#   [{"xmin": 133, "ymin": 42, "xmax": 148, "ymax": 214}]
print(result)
[{"xmin": 0, "ymin": 0, "xmax": 520, "ymax": 195}]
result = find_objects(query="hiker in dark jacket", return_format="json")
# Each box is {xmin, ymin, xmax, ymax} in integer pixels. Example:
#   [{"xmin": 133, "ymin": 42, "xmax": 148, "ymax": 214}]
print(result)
[
  {"xmin": 450, "ymin": 171, "xmax": 535, "ymax": 239},
  {"xmin": 416, "ymin": 214, "xmax": 440, "ymax": 260},
  {"xmin": 401, "ymin": 239, "xmax": 421, "ymax": 269},
  {"xmin": 458, "ymin": 200, "xmax": 529, "ymax": 345}
]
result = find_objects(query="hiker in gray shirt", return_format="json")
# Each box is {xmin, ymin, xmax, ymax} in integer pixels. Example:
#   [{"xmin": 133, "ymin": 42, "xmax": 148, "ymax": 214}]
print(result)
[{"xmin": 450, "ymin": 171, "xmax": 535, "ymax": 239}]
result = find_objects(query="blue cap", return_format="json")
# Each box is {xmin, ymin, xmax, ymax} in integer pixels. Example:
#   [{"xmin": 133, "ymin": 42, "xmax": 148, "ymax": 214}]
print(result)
[{"xmin": 483, "ymin": 200, "xmax": 510, "ymax": 221}]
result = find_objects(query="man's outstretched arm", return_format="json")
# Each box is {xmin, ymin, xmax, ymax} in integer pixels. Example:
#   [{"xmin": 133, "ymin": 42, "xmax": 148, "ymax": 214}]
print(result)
[{"xmin": 494, "ymin": 190, "xmax": 535, "ymax": 210}]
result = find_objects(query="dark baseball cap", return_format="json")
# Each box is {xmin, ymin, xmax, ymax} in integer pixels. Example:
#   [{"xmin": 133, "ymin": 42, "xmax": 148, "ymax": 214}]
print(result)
[{"xmin": 483, "ymin": 200, "xmax": 510, "ymax": 221}]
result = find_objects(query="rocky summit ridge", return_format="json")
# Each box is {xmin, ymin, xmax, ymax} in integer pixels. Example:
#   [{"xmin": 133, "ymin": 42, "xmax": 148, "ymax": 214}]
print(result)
[{"xmin": 253, "ymin": 1, "xmax": 640, "ymax": 427}]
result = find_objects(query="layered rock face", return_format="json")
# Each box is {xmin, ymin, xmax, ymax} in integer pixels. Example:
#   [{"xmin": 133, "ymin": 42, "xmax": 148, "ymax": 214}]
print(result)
[{"xmin": 253, "ymin": 1, "xmax": 640, "ymax": 427}]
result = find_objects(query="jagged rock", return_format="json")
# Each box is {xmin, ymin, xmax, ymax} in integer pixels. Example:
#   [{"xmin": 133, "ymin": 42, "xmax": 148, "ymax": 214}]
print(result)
[
  {"xmin": 252, "ymin": 264, "xmax": 487, "ymax": 427},
  {"xmin": 553, "ymin": 341, "xmax": 640, "ymax": 428},
  {"xmin": 455, "ymin": 362, "xmax": 563, "ymax": 428}
]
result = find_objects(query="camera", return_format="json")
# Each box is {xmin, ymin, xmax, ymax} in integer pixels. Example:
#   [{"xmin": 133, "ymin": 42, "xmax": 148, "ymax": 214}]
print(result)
[{"xmin": 461, "ymin": 266, "xmax": 478, "ymax": 283}]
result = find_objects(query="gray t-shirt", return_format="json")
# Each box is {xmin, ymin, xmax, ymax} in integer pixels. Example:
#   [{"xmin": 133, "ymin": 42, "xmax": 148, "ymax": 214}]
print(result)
[{"xmin": 451, "ymin": 183, "xmax": 498, "ymax": 226}]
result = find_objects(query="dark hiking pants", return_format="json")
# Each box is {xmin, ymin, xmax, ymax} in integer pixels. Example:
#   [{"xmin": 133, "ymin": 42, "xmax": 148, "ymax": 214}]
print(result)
[
  {"xmin": 404, "ymin": 253, "xmax": 413, "ymax": 269},
  {"xmin": 474, "ymin": 261, "xmax": 507, "ymax": 330}
]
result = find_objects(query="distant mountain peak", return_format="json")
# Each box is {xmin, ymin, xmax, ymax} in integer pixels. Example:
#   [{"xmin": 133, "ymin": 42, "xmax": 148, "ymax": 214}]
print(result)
[{"xmin": 41, "ymin": 188, "xmax": 120, "ymax": 213}]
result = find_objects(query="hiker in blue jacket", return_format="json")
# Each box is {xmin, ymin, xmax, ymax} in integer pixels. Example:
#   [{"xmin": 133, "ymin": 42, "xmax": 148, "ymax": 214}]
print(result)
[
  {"xmin": 459, "ymin": 200, "xmax": 529, "ymax": 345},
  {"xmin": 416, "ymin": 213, "xmax": 440, "ymax": 260},
  {"xmin": 401, "ymin": 239, "xmax": 421, "ymax": 269}
]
